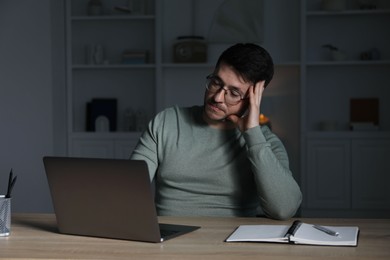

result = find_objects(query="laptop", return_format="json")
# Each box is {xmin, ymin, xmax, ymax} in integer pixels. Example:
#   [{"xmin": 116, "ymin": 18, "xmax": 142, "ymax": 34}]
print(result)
[{"xmin": 43, "ymin": 156, "xmax": 199, "ymax": 243}]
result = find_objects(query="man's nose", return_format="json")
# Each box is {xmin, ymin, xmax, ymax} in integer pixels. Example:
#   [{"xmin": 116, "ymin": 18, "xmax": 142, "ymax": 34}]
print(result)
[{"xmin": 213, "ymin": 87, "xmax": 226, "ymax": 102}]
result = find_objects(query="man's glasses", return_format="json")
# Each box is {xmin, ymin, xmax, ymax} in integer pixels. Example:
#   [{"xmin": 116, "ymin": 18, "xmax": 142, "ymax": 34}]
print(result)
[{"xmin": 205, "ymin": 74, "xmax": 247, "ymax": 105}]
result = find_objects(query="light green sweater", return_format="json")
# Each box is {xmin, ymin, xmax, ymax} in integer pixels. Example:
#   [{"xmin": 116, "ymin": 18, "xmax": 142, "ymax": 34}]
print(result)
[{"xmin": 130, "ymin": 106, "xmax": 302, "ymax": 219}]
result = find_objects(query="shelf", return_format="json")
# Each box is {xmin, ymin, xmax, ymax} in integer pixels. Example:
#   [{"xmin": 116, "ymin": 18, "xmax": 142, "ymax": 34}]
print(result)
[
  {"xmin": 70, "ymin": 132, "xmax": 142, "ymax": 139},
  {"xmin": 162, "ymin": 63, "xmax": 214, "ymax": 69},
  {"xmin": 72, "ymin": 64, "xmax": 156, "ymax": 70},
  {"xmin": 306, "ymin": 131, "xmax": 390, "ymax": 139},
  {"xmin": 306, "ymin": 9, "xmax": 390, "ymax": 16},
  {"xmin": 301, "ymin": 0, "xmax": 390, "ymax": 218},
  {"xmin": 306, "ymin": 60, "xmax": 390, "ymax": 66},
  {"xmin": 161, "ymin": 62, "xmax": 301, "ymax": 69},
  {"xmin": 71, "ymin": 15, "xmax": 155, "ymax": 21}
]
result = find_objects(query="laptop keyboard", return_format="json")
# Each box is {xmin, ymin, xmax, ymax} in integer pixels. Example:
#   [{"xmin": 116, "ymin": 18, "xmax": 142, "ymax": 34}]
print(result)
[{"xmin": 160, "ymin": 228, "xmax": 179, "ymax": 238}]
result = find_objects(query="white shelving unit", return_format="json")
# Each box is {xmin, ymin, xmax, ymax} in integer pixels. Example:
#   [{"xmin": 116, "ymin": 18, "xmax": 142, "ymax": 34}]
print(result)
[
  {"xmin": 65, "ymin": 0, "xmax": 389, "ymax": 217},
  {"xmin": 300, "ymin": 0, "xmax": 390, "ymax": 217},
  {"xmin": 66, "ymin": 0, "xmax": 302, "ymax": 173},
  {"xmin": 66, "ymin": 0, "xmax": 157, "ymax": 158}
]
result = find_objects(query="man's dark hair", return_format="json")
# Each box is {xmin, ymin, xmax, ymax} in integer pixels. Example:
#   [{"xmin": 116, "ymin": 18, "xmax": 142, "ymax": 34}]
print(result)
[{"xmin": 215, "ymin": 43, "xmax": 274, "ymax": 88}]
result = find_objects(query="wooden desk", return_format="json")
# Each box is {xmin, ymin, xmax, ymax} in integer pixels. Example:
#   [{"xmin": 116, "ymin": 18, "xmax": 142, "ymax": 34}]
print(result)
[{"xmin": 0, "ymin": 214, "xmax": 389, "ymax": 259}]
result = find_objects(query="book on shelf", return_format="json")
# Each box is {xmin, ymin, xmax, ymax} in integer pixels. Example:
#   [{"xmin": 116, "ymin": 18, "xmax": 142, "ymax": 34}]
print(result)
[{"xmin": 225, "ymin": 220, "xmax": 359, "ymax": 247}]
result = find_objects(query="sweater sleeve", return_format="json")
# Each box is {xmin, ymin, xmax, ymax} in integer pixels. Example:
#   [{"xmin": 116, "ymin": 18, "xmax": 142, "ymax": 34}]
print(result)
[
  {"xmin": 243, "ymin": 125, "xmax": 302, "ymax": 220},
  {"xmin": 130, "ymin": 109, "xmax": 166, "ymax": 181}
]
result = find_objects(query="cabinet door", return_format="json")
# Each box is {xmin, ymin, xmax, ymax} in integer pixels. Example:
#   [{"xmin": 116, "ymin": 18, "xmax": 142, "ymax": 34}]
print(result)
[
  {"xmin": 306, "ymin": 139, "xmax": 351, "ymax": 209},
  {"xmin": 352, "ymin": 139, "xmax": 390, "ymax": 209}
]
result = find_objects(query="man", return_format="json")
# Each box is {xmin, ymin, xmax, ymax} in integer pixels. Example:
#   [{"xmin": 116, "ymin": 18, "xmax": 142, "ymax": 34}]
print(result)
[{"xmin": 131, "ymin": 43, "xmax": 302, "ymax": 220}]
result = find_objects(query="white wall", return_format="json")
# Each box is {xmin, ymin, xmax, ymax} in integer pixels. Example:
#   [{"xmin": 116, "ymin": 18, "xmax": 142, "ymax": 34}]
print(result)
[{"xmin": 0, "ymin": 0, "xmax": 57, "ymax": 212}]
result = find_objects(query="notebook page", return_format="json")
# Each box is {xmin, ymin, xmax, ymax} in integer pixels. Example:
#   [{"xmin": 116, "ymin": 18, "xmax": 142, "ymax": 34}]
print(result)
[
  {"xmin": 226, "ymin": 225, "xmax": 290, "ymax": 242},
  {"xmin": 292, "ymin": 223, "xmax": 359, "ymax": 246}
]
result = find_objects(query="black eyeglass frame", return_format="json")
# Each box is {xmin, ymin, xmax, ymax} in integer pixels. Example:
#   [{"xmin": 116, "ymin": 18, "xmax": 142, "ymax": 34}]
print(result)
[{"xmin": 205, "ymin": 74, "xmax": 248, "ymax": 105}]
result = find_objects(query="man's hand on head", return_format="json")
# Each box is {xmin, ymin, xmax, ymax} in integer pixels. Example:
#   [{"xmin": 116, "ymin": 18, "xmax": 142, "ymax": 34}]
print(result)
[{"xmin": 227, "ymin": 81, "xmax": 265, "ymax": 132}]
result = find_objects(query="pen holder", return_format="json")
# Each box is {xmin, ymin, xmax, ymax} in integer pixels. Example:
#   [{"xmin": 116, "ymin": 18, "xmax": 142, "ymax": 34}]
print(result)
[{"xmin": 0, "ymin": 195, "xmax": 11, "ymax": 236}]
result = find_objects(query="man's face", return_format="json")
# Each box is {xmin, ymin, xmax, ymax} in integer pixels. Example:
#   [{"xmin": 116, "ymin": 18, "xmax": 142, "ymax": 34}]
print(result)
[{"xmin": 203, "ymin": 64, "xmax": 252, "ymax": 128}]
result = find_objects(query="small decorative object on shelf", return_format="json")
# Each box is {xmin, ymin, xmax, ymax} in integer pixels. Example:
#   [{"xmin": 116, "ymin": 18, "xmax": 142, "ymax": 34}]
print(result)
[
  {"xmin": 87, "ymin": 0, "xmax": 103, "ymax": 16},
  {"xmin": 360, "ymin": 48, "xmax": 381, "ymax": 61},
  {"xmin": 85, "ymin": 44, "xmax": 105, "ymax": 65},
  {"xmin": 322, "ymin": 44, "xmax": 347, "ymax": 61},
  {"xmin": 86, "ymin": 98, "xmax": 117, "ymax": 132},
  {"xmin": 350, "ymin": 98, "xmax": 379, "ymax": 131},
  {"xmin": 124, "ymin": 107, "xmax": 148, "ymax": 132},
  {"xmin": 122, "ymin": 50, "xmax": 148, "ymax": 64},
  {"xmin": 114, "ymin": 6, "xmax": 131, "ymax": 14},
  {"xmin": 173, "ymin": 36, "xmax": 207, "ymax": 63},
  {"xmin": 259, "ymin": 113, "xmax": 272, "ymax": 129}
]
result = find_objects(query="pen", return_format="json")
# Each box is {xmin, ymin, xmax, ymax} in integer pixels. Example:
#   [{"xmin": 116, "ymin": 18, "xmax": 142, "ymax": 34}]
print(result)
[
  {"xmin": 313, "ymin": 225, "xmax": 339, "ymax": 236},
  {"xmin": 6, "ymin": 169, "xmax": 13, "ymax": 197},
  {"xmin": 5, "ymin": 169, "xmax": 17, "ymax": 198}
]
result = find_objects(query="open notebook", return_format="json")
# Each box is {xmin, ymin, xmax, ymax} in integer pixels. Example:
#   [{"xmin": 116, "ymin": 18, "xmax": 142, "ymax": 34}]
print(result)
[{"xmin": 226, "ymin": 220, "xmax": 359, "ymax": 246}]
